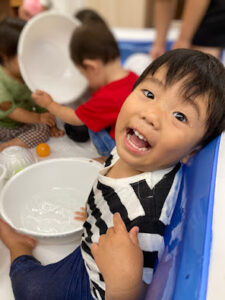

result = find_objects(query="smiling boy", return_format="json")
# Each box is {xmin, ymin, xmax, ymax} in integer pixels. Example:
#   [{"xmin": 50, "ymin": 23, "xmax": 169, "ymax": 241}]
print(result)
[
  {"xmin": 114, "ymin": 66, "xmax": 207, "ymax": 175},
  {"xmin": 1, "ymin": 49, "xmax": 225, "ymax": 300}
]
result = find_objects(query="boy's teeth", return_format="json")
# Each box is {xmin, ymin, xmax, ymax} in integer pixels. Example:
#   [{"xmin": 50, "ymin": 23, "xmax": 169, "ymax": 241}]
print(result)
[
  {"xmin": 127, "ymin": 134, "xmax": 149, "ymax": 151},
  {"xmin": 134, "ymin": 130, "xmax": 147, "ymax": 141}
]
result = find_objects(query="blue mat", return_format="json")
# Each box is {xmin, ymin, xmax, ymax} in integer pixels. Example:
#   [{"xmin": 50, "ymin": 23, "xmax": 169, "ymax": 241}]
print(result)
[{"xmin": 145, "ymin": 136, "xmax": 220, "ymax": 300}]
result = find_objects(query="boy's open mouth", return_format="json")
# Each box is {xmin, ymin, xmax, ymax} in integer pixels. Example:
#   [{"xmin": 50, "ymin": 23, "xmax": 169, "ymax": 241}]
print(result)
[{"xmin": 126, "ymin": 128, "xmax": 151, "ymax": 151}]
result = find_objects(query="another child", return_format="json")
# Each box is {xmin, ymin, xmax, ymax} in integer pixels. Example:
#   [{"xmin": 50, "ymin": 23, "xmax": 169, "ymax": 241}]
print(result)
[
  {"xmin": 32, "ymin": 16, "xmax": 138, "ymax": 158},
  {"xmin": 1, "ymin": 49, "xmax": 225, "ymax": 300},
  {"xmin": 75, "ymin": 8, "xmax": 110, "ymax": 27},
  {"xmin": 0, "ymin": 17, "xmax": 63, "ymax": 152}
]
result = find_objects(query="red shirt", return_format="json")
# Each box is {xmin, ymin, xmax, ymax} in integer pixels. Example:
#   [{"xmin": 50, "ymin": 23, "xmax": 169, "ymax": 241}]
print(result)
[{"xmin": 75, "ymin": 71, "xmax": 138, "ymax": 139}]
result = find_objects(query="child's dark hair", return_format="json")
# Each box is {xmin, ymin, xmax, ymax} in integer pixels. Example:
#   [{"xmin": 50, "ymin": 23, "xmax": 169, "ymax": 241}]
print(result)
[
  {"xmin": 70, "ymin": 22, "xmax": 119, "ymax": 67},
  {"xmin": 75, "ymin": 8, "xmax": 108, "ymax": 27},
  {"xmin": 133, "ymin": 49, "xmax": 225, "ymax": 147},
  {"xmin": 0, "ymin": 17, "xmax": 26, "ymax": 65}
]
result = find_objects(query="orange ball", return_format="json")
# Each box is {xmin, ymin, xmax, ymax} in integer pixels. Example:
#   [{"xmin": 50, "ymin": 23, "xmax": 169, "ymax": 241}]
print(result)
[{"xmin": 36, "ymin": 143, "xmax": 50, "ymax": 157}]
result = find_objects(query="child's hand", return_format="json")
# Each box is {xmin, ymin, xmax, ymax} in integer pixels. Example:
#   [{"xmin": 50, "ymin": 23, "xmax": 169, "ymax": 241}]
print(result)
[
  {"xmin": 32, "ymin": 90, "xmax": 54, "ymax": 109},
  {"xmin": 74, "ymin": 207, "xmax": 87, "ymax": 222},
  {"xmin": 39, "ymin": 112, "xmax": 56, "ymax": 127},
  {"xmin": 91, "ymin": 213, "xmax": 143, "ymax": 300}
]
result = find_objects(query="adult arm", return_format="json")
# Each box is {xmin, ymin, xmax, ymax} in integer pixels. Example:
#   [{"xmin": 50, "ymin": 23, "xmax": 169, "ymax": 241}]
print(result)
[
  {"xmin": 32, "ymin": 90, "xmax": 84, "ymax": 126},
  {"xmin": 150, "ymin": 0, "xmax": 177, "ymax": 59},
  {"xmin": 172, "ymin": 0, "xmax": 210, "ymax": 49}
]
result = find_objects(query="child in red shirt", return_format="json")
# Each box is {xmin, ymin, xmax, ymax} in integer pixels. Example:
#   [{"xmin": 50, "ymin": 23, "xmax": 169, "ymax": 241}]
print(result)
[{"xmin": 33, "ymin": 11, "xmax": 138, "ymax": 159}]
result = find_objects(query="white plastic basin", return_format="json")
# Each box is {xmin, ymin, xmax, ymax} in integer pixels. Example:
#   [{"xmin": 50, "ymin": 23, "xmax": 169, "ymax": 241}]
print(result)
[
  {"xmin": 18, "ymin": 11, "xmax": 88, "ymax": 104},
  {"xmin": 0, "ymin": 158, "xmax": 101, "ymax": 241}
]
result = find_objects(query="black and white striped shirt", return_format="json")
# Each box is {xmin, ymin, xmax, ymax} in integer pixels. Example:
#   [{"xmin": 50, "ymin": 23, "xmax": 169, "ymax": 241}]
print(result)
[{"xmin": 81, "ymin": 148, "xmax": 183, "ymax": 300}]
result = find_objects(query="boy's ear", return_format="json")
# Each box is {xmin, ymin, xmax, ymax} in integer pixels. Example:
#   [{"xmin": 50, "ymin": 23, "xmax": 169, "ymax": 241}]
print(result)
[
  {"xmin": 82, "ymin": 59, "xmax": 100, "ymax": 72},
  {"xmin": 180, "ymin": 146, "xmax": 202, "ymax": 164}
]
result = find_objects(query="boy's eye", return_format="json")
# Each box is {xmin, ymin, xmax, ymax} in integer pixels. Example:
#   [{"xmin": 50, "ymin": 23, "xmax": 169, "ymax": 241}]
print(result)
[
  {"xmin": 173, "ymin": 112, "xmax": 187, "ymax": 123},
  {"xmin": 143, "ymin": 89, "xmax": 154, "ymax": 99}
]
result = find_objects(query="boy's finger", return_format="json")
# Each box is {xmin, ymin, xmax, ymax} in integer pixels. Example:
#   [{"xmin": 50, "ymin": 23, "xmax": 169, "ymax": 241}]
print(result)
[
  {"xmin": 91, "ymin": 243, "xmax": 99, "ymax": 257},
  {"xmin": 128, "ymin": 226, "xmax": 139, "ymax": 245},
  {"xmin": 113, "ymin": 213, "xmax": 127, "ymax": 232},
  {"xmin": 74, "ymin": 211, "xmax": 84, "ymax": 216}
]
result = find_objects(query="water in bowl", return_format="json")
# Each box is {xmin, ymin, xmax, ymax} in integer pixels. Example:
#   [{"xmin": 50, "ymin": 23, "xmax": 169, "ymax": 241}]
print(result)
[{"xmin": 20, "ymin": 187, "xmax": 85, "ymax": 234}]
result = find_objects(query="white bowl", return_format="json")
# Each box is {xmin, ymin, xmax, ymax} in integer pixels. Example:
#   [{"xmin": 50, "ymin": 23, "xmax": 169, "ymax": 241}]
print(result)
[
  {"xmin": 18, "ymin": 11, "xmax": 88, "ymax": 104},
  {"xmin": 0, "ymin": 158, "xmax": 101, "ymax": 241},
  {"xmin": 0, "ymin": 146, "xmax": 36, "ymax": 180},
  {"xmin": 0, "ymin": 164, "xmax": 7, "ymax": 191}
]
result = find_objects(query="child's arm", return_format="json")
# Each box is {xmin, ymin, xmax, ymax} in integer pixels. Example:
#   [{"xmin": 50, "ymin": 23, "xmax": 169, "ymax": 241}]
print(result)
[
  {"xmin": 91, "ymin": 213, "xmax": 144, "ymax": 300},
  {"xmin": 8, "ymin": 107, "xmax": 56, "ymax": 127},
  {"xmin": 32, "ymin": 90, "xmax": 84, "ymax": 126}
]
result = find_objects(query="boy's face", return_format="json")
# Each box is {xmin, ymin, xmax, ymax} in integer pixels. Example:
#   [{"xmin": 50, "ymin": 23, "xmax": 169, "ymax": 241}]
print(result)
[
  {"xmin": 115, "ymin": 67, "xmax": 208, "ymax": 172},
  {"xmin": 76, "ymin": 60, "xmax": 105, "ymax": 91}
]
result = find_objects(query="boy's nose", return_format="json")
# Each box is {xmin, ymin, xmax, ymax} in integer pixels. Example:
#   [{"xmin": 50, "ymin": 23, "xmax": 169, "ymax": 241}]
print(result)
[{"xmin": 141, "ymin": 107, "xmax": 161, "ymax": 130}]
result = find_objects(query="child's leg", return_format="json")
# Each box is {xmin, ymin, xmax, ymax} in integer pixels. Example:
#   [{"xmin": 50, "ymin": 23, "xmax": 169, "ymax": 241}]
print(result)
[
  {"xmin": 0, "ymin": 137, "xmax": 28, "ymax": 152},
  {"xmin": 0, "ymin": 123, "xmax": 50, "ymax": 151},
  {"xmin": 0, "ymin": 127, "xmax": 28, "ymax": 151},
  {"xmin": 88, "ymin": 129, "xmax": 115, "ymax": 157},
  {"xmin": 16, "ymin": 123, "xmax": 50, "ymax": 148},
  {"xmin": 64, "ymin": 123, "xmax": 90, "ymax": 142},
  {"xmin": 50, "ymin": 125, "xmax": 64, "ymax": 137},
  {"xmin": 0, "ymin": 219, "xmax": 94, "ymax": 300}
]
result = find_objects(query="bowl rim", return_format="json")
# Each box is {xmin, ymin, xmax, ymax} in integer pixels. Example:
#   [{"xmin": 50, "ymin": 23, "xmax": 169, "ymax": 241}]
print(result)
[
  {"xmin": 0, "ymin": 163, "xmax": 7, "ymax": 181},
  {"xmin": 0, "ymin": 157, "xmax": 102, "ymax": 238},
  {"xmin": 18, "ymin": 11, "xmax": 85, "ymax": 104}
]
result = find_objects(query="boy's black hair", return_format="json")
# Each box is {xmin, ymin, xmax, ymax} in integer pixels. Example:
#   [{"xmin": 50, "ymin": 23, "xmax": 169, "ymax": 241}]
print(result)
[
  {"xmin": 70, "ymin": 21, "xmax": 119, "ymax": 66},
  {"xmin": 133, "ymin": 49, "xmax": 225, "ymax": 147},
  {"xmin": 75, "ymin": 8, "xmax": 108, "ymax": 27},
  {"xmin": 0, "ymin": 17, "xmax": 26, "ymax": 65}
]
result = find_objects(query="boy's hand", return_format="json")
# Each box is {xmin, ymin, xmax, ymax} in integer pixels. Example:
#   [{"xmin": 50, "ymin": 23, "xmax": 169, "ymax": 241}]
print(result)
[
  {"xmin": 91, "ymin": 213, "xmax": 143, "ymax": 300},
  {"xmin": 32, "ymin": 90, "xmax": 54, "ymax": 109},
  {"xmin": 74, "ymin": 207, "xmax": 87, "ymax": 222},
  {"xmin": 39, "ymin": 112, "xmax": 56, "ymax": 127}
]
